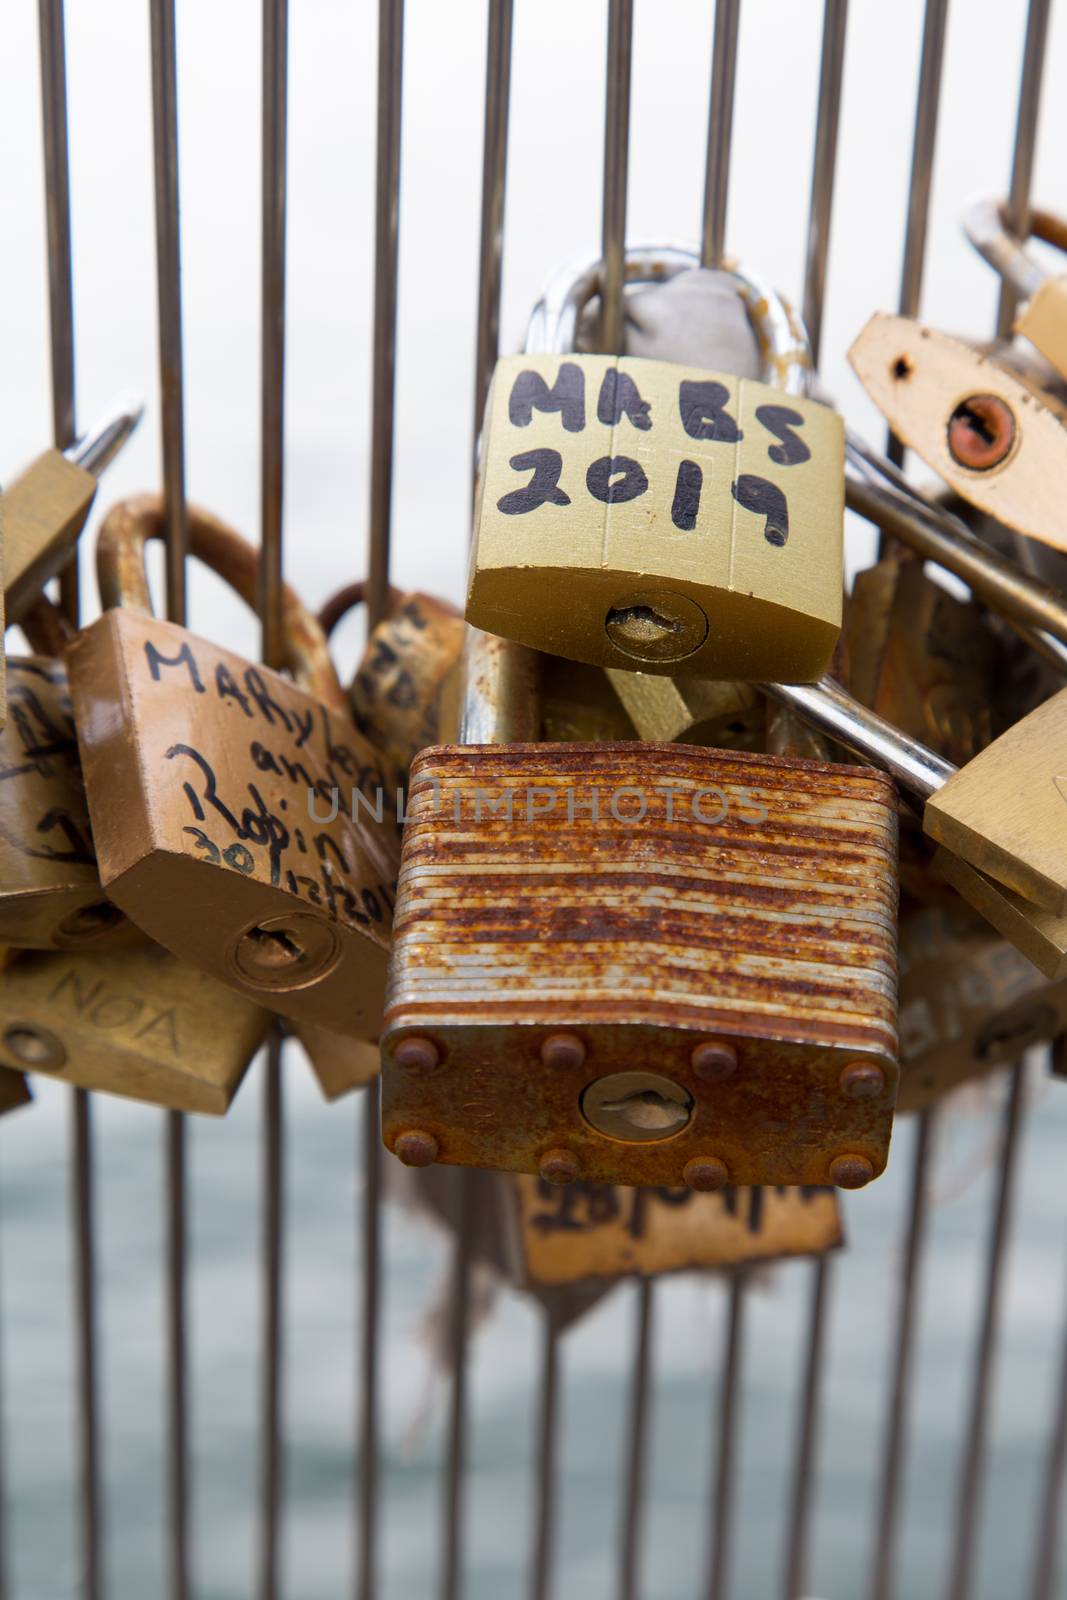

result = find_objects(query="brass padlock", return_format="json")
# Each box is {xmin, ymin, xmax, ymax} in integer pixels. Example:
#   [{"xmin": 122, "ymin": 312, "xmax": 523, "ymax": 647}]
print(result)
[
  {"xmin": 897, "ymin": 892, "xmax": 1067, "ymax": 1112},
  {"xmin": 966, "ymin": 199, "xmax": 1067, "ymax": 384},
  {"xmin": 606, "ymin": 670, "xmax": 763, "ymax": 751},
  {"xmin": 849, "ymin": 312, "xmax": 1067, "ymax": 555},
  {"xmin": 0, "ymin": 597, "xmax": 133, "ymax": 949},
  {"xmin": 467, "ymin": 247, "xmax": 844, "ymax": 683},
  {"xmin": 505, "ymin": 1177, "xmax": 842, "ymax": 1288},
  {"xmin": 0, "ymin": 940, "xmax": 268, "ymax": 1112},
  {"xmin": 2, "ymin": 396, "xmax": 142, "ymax": 626},
  {"xmin": 382, "ymin": 719, "xmax": 899, "ymax": 1191},
  {"xmin": 286, "ymin": 1019, "xmax": 380, "ymax": 1100},
  {"xmin": 67, "ymin": 495, "xmax": 399, "ymax": 1037},
  {"xmin": 0, "ymin": 1070, "xmax": 32, "ymax": 1118}
]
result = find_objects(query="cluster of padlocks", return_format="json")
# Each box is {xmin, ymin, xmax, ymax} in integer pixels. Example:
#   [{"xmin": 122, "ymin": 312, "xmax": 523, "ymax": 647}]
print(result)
[{"xmin": 2, "ymin": 199, "xmax": 1067, "ymax": 1307}]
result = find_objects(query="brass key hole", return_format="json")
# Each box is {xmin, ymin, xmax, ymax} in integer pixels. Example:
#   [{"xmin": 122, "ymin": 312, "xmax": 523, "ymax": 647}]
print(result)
[
  {"xmin": 581, "ymin": 1070, "xmax": 694, "ymax": 1144},
  {"xmin": 605, "ymin": 604, "xmax": 685, "ymax": 647},
  {"xmin": 946, "ymin": 393, "xmax": 1016, "ymax": 472},
  {"xmin": 2, "ymin": 1024, "xmax": 67, "ymax": 1072},
  {"xmin": 57, "ymin": 900, "xmax": 125, "ymax": 944},
  {"xmin": 243, "ymin": 924, "xmax": 305, "ymax": 970},
  {"xmin": 603, "ymin": 591, "xmax": 708, "ymax": 664},
  {"xmin": 230, "ymin": 912, "xmax": 342, "ymax": 992}
]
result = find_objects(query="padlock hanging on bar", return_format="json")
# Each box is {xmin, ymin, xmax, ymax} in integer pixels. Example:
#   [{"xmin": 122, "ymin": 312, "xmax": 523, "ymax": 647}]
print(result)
[
  {"xmin": 466, "ymin": 245, "xmax": 845, "ymax": 684},
  {"xmin": 66, "ymin": 495, "xmax": 400, "ymax": 1039},
  {"xmin": 966, "ymin": 199, "xmax": 1067, "ymax": 384}
]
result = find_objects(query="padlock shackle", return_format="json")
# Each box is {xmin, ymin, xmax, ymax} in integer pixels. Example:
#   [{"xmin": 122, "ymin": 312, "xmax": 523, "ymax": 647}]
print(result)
[
  {"xmin": 964, "ymin": 199, "xmax": 1067, "ymax": 301},
  {"xmin": 64, "ymin": 394, "xmax": 144, "ymax": 478},
  {"xmin": 844, "ymin": 431, "xmax": 1067, "ymax": 665},
  {"xmin": 318, "ymin": 581, "xmax": 407, "ymax": 641},
  {"xmin": 525, "ymin": 243, "xmax": 814, "ymax": 397},
  {"xmin": 19, "ymin": 594, "xmax": 74, "ymax": 657},
  {"xmin": 95, "ymin": 494, "xmax": 347, "ymax": 711},
  {"xmin": 761, "ymin": 678, "xmax": 955, "ymax": 802}
]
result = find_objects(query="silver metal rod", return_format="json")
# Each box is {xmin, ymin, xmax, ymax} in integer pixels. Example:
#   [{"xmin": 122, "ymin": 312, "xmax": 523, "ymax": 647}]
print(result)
[
  {"xmin": 707, "ymin": 1274, "xmax": 747, "ymax": 1600},
  {"xmin": 367, "ymin": 0, "xmax": 405, "ymax": 629},
  {"xmin": 803, "ymin": 0, "xmax": 849, "ymax": 365},
  {"xmin": 72, "ymin": 1090, "xmax": 101, "ymax": 1600},
  {"xmin": 760, "ymin": 678, "xmax": 955, "ymax": 801},
  {"xmin": 946, "ymin": 1063, "xmax": 1027, "ymax": 1600},
  {"xmin": 888, "ymin": 0, "xmax": 949, "ymax": 468},
  {"xmin": 472, "ymin": 0, "xmax": 515, "ymax": 451},
  {"xmin": 358, "ymin": 1082, "xmax": 382, "ymax": 1600},
  {"xmin": 782, "ymin": 1259, "xmax": 832, "ymax": 1600},
  {"xmin": 701, "ymin": 0, "xmax": 740, "ymax": 269},
  {"xmin": 997, "ymin": 0, "xmax": 1053, "ymax": 337},
  {"xmin": 64, "ymin": 395, "xmax": 144, "ymax": 477},
  {"xmin": 600, "ymin": 0, "xmax": 633, "ymax": 354},
  {"xmin": 619, "ymin": 1281, "xmax": 654, "ymax": 1600},
  {"xmin": 258, "ymin": 1036, "xmax": 285, "ymax": 1600},
  {"xmin": 530, "ymin": 1315, "xmax": 560, "ymax": 1600},
  {"xmin": 441, "ymin": 1172, "xmax": 474, "ymax": 1600},
  {"xmin": 1028, "ymin": 1188, "xmax": 1067, "ymax": 1600},
  {"xmin": 869, "ymin": 1110, "xmax": 936, "ymax": 1600}
]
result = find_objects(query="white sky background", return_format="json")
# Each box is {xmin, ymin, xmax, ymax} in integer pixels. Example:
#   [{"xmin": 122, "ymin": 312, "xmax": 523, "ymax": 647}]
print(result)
[{"xmin": 2, "ymin": 0, "xmax": 1067, "ymax": 678}]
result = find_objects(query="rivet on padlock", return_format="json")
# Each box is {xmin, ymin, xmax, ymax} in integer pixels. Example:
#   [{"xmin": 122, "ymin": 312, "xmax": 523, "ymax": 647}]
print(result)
[
  {"xmin": 966, "ymin": 199, "xmax": 1067, "ymax": 385},
  {"xmin": 66, "ymin": 495, "xmax": 399, "ymax": 1037},
  {"xmin": 0, "ymin": 596, "xmax": 134, "ymax": 950},
  {"xmin": 467, "ymin": 246, "xmax": 844, "ymax": 683},
  {"xmin": 0, "ymin": 941, "xmax": 268, "ymax": 1113}
]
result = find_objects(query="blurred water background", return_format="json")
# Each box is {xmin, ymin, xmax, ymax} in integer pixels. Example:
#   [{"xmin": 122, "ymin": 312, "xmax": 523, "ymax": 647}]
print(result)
[{"xmin": 3, "ymin": 3, "xmax": 1067, "ymax": 1596}]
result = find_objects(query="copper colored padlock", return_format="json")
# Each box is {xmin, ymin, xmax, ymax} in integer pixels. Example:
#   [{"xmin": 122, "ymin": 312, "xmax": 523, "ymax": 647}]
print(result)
[{"xmin": 67, "ymin": 496, "xmax": 399, "ymax": 1038}]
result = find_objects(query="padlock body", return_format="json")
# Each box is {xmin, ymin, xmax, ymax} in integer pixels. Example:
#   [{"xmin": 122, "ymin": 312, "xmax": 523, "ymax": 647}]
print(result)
[
  {"xmin": 606, "ymin": 668, "xmax": 762, "ymax": 749},
  {"xmin": 507, "ymin": 1176, "xmax": 842, "ymax": 1287},
  {"xmin": 67, "ymin": 610, "xmax": 399, "ymax": 1036},
  {"xmin": 0, "ymin": 1069, "xmax": 32, "ymax": 1117},
  {"xmin": 467, "ymin": 354, "xmax": 844, "ymax": 681},
  {"xmin": 1, "ymin": 451, "xmax": 95, "ymax": 625},
  {"xmin": 0, "ymin": 943, "xmax": 267, "ymax": 1113},
  {"xmin": 382, "ymin": 742, "xmax": 899, "ymax": 1188},
  {"xmin": 349, "ymin": 591, "xmax": 464, "ymax": 773},
  {"xmin": 1016, "ymin": 275, "xmax": 1067, "ymax": 383},
  {"xmin": 0, "ymin": 656, "xmax": 130, "ymax": 949},
  {"xmin": 290, "ymin": 1019, "xmax": 380, "ymax": 1100}
]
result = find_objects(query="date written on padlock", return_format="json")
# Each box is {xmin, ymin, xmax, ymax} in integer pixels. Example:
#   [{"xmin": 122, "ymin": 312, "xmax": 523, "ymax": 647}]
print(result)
[
  {"xmin": 467, "ymin": 353, "xmax": 844, "ymax": 682},
  {"xmin": 507, "ymin": 1177, "xmax": 843, "ymax": 1287},
  {"xmin": 382, "ymin": 741, "xmax": 899, "ymax": 1190}
]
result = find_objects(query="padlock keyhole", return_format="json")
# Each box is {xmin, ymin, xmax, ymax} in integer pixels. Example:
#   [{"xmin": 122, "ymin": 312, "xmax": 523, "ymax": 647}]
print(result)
[
  {"xmin": 597, "ymin": 1089, "xmax": 691, "ymax": 1133},
  {"xmin": 243, "ymin": 924, "xmax": 305, "ymax": 970}
]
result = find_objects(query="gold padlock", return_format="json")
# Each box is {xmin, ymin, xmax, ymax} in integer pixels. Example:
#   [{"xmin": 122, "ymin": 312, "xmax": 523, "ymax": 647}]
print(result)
[
  {"xmin": 67, "ymin": 495, "xmax": 399, "ymax": 1038},
  {"xmin": 0, "ymin": 1070, "xmax": 32, "ymax": 1117},
  {"xmin": 0, "ymin": 597, "xmax": 133, "ymax": 950},
  {"xmin": 966, "ymin": 199, "xmax": 1067, "ymax": 385},
  {"xmin": 467, "ymin": 248, "xmax": 844, "ymax": 683},
  {"xmin": 0, "ymin": 940, "xmax": 268, "ymax": 1112},
  {"xmin": 605, "ymin": 670, "xmax": 762, "ymax": 751},
  {"xmin": 505, "ymin": 1177, "xmax": 843, "ymax": 1289},
  {"xmin": 286, "ymin": 1019, "xmax": 380, "ymax": 1100}
]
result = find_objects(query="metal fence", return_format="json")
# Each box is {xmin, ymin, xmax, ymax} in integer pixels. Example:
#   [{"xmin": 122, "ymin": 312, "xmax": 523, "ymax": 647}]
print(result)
[{"xmin": 8, "ymin": 1, "xmax": 1067, "ymax": 1597}]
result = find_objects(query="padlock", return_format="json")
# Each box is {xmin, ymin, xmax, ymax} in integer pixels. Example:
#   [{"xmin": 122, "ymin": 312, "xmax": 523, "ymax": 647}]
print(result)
[
  {"xmin": 2, "ymin": 396, "xmax": 142, "ymax": 626},
  {"xmin": 606, "ymin": 670, "xmax": 763, "ymax": 751},
  {"xmin": 966, "ymin": 199, "xmax": 1067, "ymax": 384},
  {"xmin": 285, "ymin": 1019, "xmax": 380, "ymax": 1100},
  {"xmin": 848, "ymin": 311, "xmax": 1067, "ymax": 555},
  {"xmin": 763, "ymin": 673, "xmax": 1067, "ymax": 920},
  {"xmin": 505, "ymin": 1177, "xmax": 843, "ymax": 1289},
  {"xmin": 466, "ymin": 246, "xmax": 844, "ymax": 683},
  {"xmin": 66, "ymin": 495, "xmax": 399, "ymax": 1037},
  {"xmin": 320, "ymin": 581, "xmax": 465, "ymax": 776},
  {"xmin": 0, "ymin": 940, "xmax": 268, "ymax": 1112},
  {"xmin": 0, "ymin": 1069, "xmax": 32, "ymax": 1118},
  {"xmin": 896, "ymin": 892, "xmax": 1067, "ymax": 1112},
  {"xmin": 0, "ymin": 597, "xmax": 134, "ymax": 950}
]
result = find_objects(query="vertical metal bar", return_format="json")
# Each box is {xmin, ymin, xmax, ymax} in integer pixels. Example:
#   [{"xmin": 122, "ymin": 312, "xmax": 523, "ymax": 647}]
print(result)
[
  {"xmin": 868, "ymin": 1110, "xmax": 936, "ymax": 1600},
  {"xmin": 619, "ymin": 1281, "xmax": 654, "ymax": 1600},
  {"xmin": 441, "ymin": 1173, "xmax": 474, "ymax": 1600},
  {"xmin": 700, "ymin": 0, "xmax": 740, "ymax": 269},
  {"xmin": 472, "ymin": 0, "xmax": 514, "ymax": 442},
  {"xmin": 366, "ymin": 0, "xmax": 405, "ymax": 630},
  {"xmin": 258, "ymin": 1035, "xmax": 285, "ymax": 1600},
  {"xmin": 38, "ymin": 13, "xmax": 101, "ymax": 1598},
  {"xmin": 148, "ymin": 8, "xmax": 191, "ymax": 1596},
  {"xmin": 529, "ymin": 1315, "xmax": 560, "ymax": 1600},
  {"xmin": 996, "ymin": 0, "xmax": 1053, "ymax": 337},
  {"xmin": 600, "ymin": 0, "xmax": 633, "ymax": 354},
  {"xmin": 782, "ymin": 1259, "xmax": 831, "ymax": 1600},
  {"xmin": 1029, "ymin": 1234, "xmax": 1067, "ymax": 1600},
  {"xmin": 802, "ymin": 0, "xmax": 849, "ymax": 365},
  {"xmin": 259, "ymin": 5, "xmax": 288, "ymax": 1596},
  {"xmin": 707, "ymin": 1275, "xmax": 747, "ymax": 1600},
  {"xmin": 887, "ymin": 0, "xmax": 949, "ymax": 466},
  {"xmin": 945, "ymin": 1063, "xmax": 1027, "ymax": 1600},
  {"xmin": 357, "ymin": 1086, "xmax": 381, "ymax": 1600}
]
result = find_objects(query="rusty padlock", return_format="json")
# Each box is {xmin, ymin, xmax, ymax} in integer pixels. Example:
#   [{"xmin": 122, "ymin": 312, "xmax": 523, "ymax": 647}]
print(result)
[
  {"xmin": 66, "ymin": 495, "xmax": 399, "ymax": 1037},
  {"xmin": 467, "ymin": 245, "xmax": 844, "ymax": 683},
  {"xmin": 0, "ymin": 597, "xmax": 134, "ymax": 949}
]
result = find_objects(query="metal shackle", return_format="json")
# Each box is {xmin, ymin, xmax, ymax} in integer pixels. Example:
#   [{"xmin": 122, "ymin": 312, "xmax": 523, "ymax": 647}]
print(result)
[
  {"xmin": 524, "ymin": 242, "xmax": 815, "ymax": 397},
  {"xmin": 94, "ymin": 494, "xmax": 347, "ymax": 712},
  {"xmin": 964, "ymin": 198, "xmax": 1067, "ymax": 301}
]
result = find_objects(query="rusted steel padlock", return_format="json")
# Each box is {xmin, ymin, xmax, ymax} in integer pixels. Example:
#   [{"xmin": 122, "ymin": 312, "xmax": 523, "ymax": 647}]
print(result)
[
  {"xmin": 966, "ymin": 199, "xmax": 1067, "ymax": 383},
  {"xmin": 0, "ymin": 597, "xmax": 133, "ymax": 950},
  {"xmin": 0, "ymin": 940, "xmax": 268, "ymax": 1112},
  {"xmin": 896, "ymin": 892, "xmax": 1067, "ymax": 1112},
  {"xmin": 467, "ymin": 246, "xmax": 844, "ymax": 683},
  {"xmin": 66, "ymin": 496, "xmax": 399, "ymax": 1037}
]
